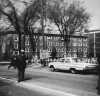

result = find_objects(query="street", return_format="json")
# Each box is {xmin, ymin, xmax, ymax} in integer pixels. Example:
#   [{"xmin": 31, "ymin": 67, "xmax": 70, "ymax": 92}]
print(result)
[{"xmin": 0, "ymin": 64, "xmax": 99, "ymax": 96}]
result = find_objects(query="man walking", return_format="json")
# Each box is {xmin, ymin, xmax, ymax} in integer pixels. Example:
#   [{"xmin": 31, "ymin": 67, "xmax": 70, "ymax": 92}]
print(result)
[
  {"xmin": 16, "ymin": 50, "xmax": 27, "ymax": 82},
  {"xmin": 8, "ymin": 50, "xmax": 27, "ymax": 82}
]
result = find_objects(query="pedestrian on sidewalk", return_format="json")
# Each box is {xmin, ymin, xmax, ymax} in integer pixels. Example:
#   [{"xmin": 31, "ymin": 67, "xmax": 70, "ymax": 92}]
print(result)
[
  {"xmin": 8, "ymin": 50, "xmax": 27, "ymax": 82},
  {"xmin": 16, "ymin": 50, "xmax": 27, "ymax": 82}
]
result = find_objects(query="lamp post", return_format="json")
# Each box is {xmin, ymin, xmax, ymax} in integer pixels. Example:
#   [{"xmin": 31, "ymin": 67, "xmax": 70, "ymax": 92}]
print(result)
[
  {"xmin": 93, "ymin": 32, "xmax": 96, "ymax": 57},
  {"xmin": 41, "ymin": 0, "xmax": 46, "ymax": 50}
]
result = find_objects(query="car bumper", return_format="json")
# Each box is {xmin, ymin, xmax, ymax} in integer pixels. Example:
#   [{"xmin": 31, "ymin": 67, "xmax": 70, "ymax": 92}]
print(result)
[{"xmin": 82, "ymin": 67, "xmax": 97, "ymax": 73}]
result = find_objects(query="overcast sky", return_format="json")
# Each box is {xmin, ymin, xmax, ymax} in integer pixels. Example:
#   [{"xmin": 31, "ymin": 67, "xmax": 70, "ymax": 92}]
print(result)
[{"xmin": 80, "ymin": 0, "xmax": 100, "ymax": 30}]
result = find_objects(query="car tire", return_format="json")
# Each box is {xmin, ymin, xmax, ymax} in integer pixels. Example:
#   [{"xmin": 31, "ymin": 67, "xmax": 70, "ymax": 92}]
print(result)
[
  {"xmin": 50, "ymin": 66, "xmax": 55, "ymax": 72},
  {"xmin": 70, "ymin": 69, "xmax": 76, "ymax": 74}
]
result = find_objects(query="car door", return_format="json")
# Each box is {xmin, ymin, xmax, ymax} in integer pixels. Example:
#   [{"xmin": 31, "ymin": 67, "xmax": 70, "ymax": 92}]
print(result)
[
  {"xmin": 56, "ymin": 58, "xmax": 73, "ymax": 70},
  {"xmin": 55, "ymin": 62, "xmax": 64, "ymax": 70},
  {"xmin": 64, "ymin": 59, "xmax": 72, "ymax": 70},
  {"xmin": 55, "ymin": 59, "xmax": 66, "ymax": 70}
]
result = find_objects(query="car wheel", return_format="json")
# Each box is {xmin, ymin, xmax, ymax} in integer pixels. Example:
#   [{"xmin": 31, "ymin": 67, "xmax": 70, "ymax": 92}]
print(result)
[
  {"xmin": 50, "ymin": 66, "xmax": 55, "ymax": 72},
  {"xmin": 70, "ymin": 69, "xmax": 76, "ymax": 74}
]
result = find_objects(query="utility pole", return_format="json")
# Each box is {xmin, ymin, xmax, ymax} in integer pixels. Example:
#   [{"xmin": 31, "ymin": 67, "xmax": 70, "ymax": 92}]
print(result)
[
  {"xmin": 93, "ymin": 32, "xmax": 96, "ymax": 57},
  {"xmin": 41, "ymin": 0, "xmax": 46, "ymax": 50}
]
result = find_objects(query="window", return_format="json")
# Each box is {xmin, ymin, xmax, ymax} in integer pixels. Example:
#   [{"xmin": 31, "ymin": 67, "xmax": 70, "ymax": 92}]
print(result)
[
  {"xmin": 14, "ymin": 35, "xmax": 18, "ymax": 41},
  {"xmin": 48, "ymin": 48, "xmax": 50, "ymax": 52},
  {"xmin": 48, "ymin": 42, "xmax": 50, "ymax": 46},
  {"xmin": 25, "ymin": 40, "xmax": 29, "ymax": 45},
  {"xmin": 62, "ymin": 42, "xmax": 64, "ymax": 46},
  {"xmin": 47, "ymin": 37, "xmax": 51, "ymax": 39},
  {"xmin": 15, "ymin": 51, "xmax": 19, "ymax": 55},
  {"xmin": 73, "ymin": 42, "xmax": 77, "ymax": 46},
  {"xmin": 14, "ymin": 43, "xmax": 18, "ymax": 49},
  {"xmin": 25, "ymin": 47, "xmax": 30, "ymax": 52}
]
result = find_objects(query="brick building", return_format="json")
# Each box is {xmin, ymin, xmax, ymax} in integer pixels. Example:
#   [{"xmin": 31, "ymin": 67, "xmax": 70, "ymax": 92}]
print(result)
[
  {"xmin": 12, "ymin": 32, "xmax": 88, "ymax": 58},
  {"xmin": 85, "ymin": 30, "xmax": 100, "ymax": 57}
]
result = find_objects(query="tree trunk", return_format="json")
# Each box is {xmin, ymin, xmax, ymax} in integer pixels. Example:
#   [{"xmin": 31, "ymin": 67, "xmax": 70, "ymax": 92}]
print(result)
[
  {"xmin": 29, "ymin": 34, "xmax": 36, "ymax": 56},
  {"xmin": 64, "ymin": 35, "xmax": 70, "ymax": 56}
]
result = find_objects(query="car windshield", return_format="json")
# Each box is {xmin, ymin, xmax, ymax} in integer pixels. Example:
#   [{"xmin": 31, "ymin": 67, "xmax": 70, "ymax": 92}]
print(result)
[
  {"xmin": 65, "ymin": 58, "xmax": 76, "ymax": 63},
  {"xmin": 60, "ymin": 59, "xmax": 65, "ymax": 62}
]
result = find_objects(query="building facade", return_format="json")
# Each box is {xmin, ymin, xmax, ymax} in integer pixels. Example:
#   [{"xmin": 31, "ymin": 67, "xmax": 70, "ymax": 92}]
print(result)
[
  {"xmin": 12, "ymin": 33, "xmax": 88, "ymax": 58},
  {"xmin": 85, "ymin": 30, "xmax": 100, "ymax": 57}
]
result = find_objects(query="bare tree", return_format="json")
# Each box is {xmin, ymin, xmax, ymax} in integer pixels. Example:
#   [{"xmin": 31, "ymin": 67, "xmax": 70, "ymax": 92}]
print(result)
[
  {"xmin": 0, "ymin": 0, "xmax": 42, "ymax": 54},
  {"xmin": 47, "ymin": 0, "xmax": 90, "ymax": 54},
  {"xmin": 0, "ymin": 0, "xmax": 44, "ymax": 82}
]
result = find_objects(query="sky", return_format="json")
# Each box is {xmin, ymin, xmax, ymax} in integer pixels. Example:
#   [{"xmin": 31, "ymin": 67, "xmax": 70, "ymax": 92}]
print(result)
[{"xmin": 79, "ymin": 0, "xmax": 100, "ymax": 30}]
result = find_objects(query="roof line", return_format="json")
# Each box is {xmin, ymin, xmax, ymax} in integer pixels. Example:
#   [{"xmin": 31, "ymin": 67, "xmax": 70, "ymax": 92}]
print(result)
[{"xmin": 84, "ymin": 29, "xmax": 100, "ymax": 34}]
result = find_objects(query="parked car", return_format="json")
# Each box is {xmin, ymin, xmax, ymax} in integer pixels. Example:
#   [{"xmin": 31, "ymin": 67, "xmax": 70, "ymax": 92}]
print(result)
[{"xmin": 48, "ymin": 57, "xmax": 97, "ymax": 74}]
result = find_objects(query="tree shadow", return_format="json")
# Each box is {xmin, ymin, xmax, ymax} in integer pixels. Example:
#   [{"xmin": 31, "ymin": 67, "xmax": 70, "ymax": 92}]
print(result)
[
  {"xmin": 0, "ymin": 80, "xmax": 11, "ymax": 86},
  {"xmin": 0, "ymin": 80, "xmax": 11, "ymax": 96}
]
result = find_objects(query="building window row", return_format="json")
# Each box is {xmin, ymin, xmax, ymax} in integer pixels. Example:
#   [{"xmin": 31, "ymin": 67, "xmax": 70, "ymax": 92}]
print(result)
[
  {"xmin": 48, "ymin": 42, "xmax": 64, "ymax": 46},
  {"xmin": 13, "ymin": 35, "xmax": 18, "ymax": 41},
  {"xmin": 48, "ymin": 47, "xmax": 65, "ymax": 53},
  {"xmin": 13, "ymin": 42, "xmax": 18, "ymax": 49}
]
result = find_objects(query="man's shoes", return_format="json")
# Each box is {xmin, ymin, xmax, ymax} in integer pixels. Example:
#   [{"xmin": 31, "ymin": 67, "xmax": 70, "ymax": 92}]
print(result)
[
  {"xmin": 18, "ymin": 80, "xmax": 21, "ymax": 82},
  {"xmin": 18, "ymin": 79, "xmax": 24, "ymax": 82}
]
